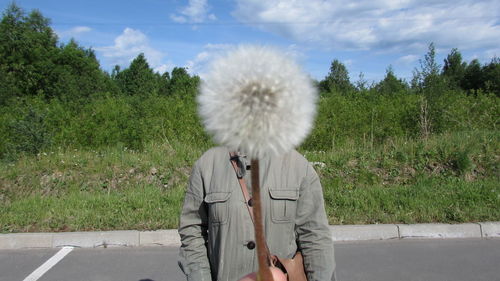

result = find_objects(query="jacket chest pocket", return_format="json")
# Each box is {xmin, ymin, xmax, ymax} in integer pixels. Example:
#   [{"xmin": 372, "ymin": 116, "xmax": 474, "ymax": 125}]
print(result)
[
  {"xmin": 269, "ymin": 188, "xmax": 299, "ymax": 223},
  {"xmin": 204, "ymin": 191, "xmax": 232, "ymax": 225}
]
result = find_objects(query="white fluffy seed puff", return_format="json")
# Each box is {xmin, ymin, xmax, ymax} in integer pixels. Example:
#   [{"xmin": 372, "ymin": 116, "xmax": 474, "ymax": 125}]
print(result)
[{"xmin": 198, "ymin": 45, "xmax": 317, "ymax": 159}]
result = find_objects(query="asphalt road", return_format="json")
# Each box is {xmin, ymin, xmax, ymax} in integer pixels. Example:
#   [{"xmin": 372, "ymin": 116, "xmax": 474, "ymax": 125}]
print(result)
[{"xmin": 1, "ymin": 238, "xmax": 499, "ymax": 281}]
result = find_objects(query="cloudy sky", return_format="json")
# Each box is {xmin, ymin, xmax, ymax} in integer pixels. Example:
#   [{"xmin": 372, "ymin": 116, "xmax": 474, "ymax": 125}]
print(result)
[{"xmin": 3, "ymin": 0, "xmax": 499, "ymax": 82}]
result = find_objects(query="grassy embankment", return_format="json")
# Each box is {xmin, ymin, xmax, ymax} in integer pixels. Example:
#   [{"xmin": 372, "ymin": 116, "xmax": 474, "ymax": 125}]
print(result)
[{"xmin": 1, "ymin": 130, "xmax": 498, "ymax": 233}]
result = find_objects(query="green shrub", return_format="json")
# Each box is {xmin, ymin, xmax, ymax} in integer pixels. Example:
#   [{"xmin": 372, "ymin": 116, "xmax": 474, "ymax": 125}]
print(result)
[
  {"xmin": 302, "ymin": 92, "xmax": 422, "ymax": 150},
  {"xmin": 0, "ymin": 96, "xmax": 52, "ymax": 158},
  {"xmin": 0, "ymin": 89, "xmax": 497, "ymax": 160}
]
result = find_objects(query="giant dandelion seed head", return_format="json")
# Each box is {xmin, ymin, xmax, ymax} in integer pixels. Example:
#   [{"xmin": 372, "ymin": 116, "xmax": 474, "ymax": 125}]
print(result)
[{"xmin": 198, "ymin": 45, "xmax": 317, "ymax": 159}]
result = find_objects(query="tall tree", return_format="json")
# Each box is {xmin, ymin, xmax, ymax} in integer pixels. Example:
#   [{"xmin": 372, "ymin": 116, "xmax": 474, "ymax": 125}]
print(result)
[
  {"xmin": 50, "ymin": 39, "xmax": 111, "ymax": 99},
  {"xmin": 442, "ymin": 48, "xmax": 467, "ymax": 89},
  {"xmin": 324, "ymin": 59, "xmax": 353, "ymax": 94},
  {"xmin": 461, "ymin": 59, "xmax": 483, "ymax": 92},
  {"xmin": 375, "ymin": 66, "xmax": 408, "ymax": 95},
  {"xmin": 355, "ymin": 72, "xmax": 369, "ymax": 92},
  {"xmin": 169, "ymin": 67, "xmax": 199, "ymax": 96},
  {"xmin": 111, "ymin": 65, "xmax": 121, "ymax": 80},
  {"xmin": 412, "ymin": 43, "xmax": 448, "ymax": 135},
  {"xmin": 115, "ymin": 53, "xmax": 158, "ymax": 96},
  {"xmin": 0, "ymin": 4, "xmax": 111, "ymax": 102},
  {"xmin": 412, "ymin": 43, "xmax": 447, "ymax": 95},
  {"xmin": 482, "ymin": 57, "xmax": 500, "ymax": 96},
  {"xmin": 0, "ymin": 3, "xmax": 58, "ymax": 103},
  {"xmin": 158, "ymin": 71, "xmax": 171, "ymax": 96}
]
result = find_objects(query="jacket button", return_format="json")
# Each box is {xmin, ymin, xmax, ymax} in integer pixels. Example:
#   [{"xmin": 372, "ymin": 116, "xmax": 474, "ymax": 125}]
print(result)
[
  {"xmin": 246, "ymin": 241, "xmax": 255, "ymax": 250},
  {"xmin": 247, "ymin": 198, "xmax": 253, "ymax": 207}
]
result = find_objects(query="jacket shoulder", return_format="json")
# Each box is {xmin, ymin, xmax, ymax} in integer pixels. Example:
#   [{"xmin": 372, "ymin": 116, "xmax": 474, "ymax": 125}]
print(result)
[
  {"xmin": 194, "ymin": 146, "xmax": 229, "ymax": 169},
  {"xmin": 286, "ymin": 149, "xmax": 310, "ymax": 167}
]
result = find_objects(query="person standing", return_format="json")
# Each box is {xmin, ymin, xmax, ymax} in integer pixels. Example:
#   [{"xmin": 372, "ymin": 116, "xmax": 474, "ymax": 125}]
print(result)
[
  {"xmin": 178, "ymin": 147, "xmax": 337, "ymax": 281},
  {"xmin": 179, "ymin": 45, "xmax": 337, "ymax": 281}
]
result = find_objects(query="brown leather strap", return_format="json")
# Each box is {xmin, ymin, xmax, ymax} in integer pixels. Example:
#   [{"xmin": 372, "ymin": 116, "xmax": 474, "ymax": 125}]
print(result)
[{"xmin": 229, "ymin": 152, "xmax": 255, "ymax": 224}]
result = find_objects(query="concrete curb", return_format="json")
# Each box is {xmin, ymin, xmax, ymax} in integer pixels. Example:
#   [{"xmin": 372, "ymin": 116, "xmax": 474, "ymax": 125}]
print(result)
[
  {"xmin": 397, "ymin": 223, "xmax": 481, "ymax": 239},
  {"xmin": 330, "ymin": 224, "xmax": 399, "ymax": 241},
  {"xmin": 1, "ymin": 222, "xmax": 499, "ymax": 250}
]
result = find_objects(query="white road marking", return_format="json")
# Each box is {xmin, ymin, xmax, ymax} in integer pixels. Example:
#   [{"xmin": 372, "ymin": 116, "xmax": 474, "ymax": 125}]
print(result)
[{"xmin": 22, "ymin": 246, "xmax": 74, "ymax": 281}]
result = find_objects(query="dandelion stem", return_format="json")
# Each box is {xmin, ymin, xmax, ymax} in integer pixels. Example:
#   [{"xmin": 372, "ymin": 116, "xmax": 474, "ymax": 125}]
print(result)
[{"xmin": 251, "ymin": 159, "xmax": 273, "ymax": 281}]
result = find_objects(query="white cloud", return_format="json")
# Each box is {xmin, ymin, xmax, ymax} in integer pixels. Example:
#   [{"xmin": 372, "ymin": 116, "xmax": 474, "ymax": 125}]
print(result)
[
  {"xmin": 56, "ymin": 26, "xmax": 92, "ymax": 38},
  {"xmin": 396, "ymin": 54, "xmax": 419, "ymax": 65},
  {"xmin": 343, "ymin": 59, "xmax": 354, "ymax": 66},
  {"xmin": 186, "ymin": 44, "xmax": 235, "ymax": 76},
  {"xmin": 154, "ymin": 63, "xmax": 175, "ymax": 74},
  {"xmin": 96, "ymin": 28, "xmax": 168, "ymax": 72},
  {"xmin": 283, "ymin": 44, "xmax": 306, "ymax": 62},
  {"xmin": 232, "ymin": 0, "xmax": 500, "ymax": 52},
  {"xmin": 483, "ymin": 48, "xmax": 500, "ymax": 61},
  {"xmin": 170, "ymin": 0, "xmax": 216, "ymax": 24},
  {"xmin": 71, "ymin": 26, "xmax": 92, "ymax": 34}
]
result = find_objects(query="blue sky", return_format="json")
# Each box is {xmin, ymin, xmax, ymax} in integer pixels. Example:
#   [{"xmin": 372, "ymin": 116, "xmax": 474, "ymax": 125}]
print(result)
[{"xmin": 2, "ymin": 0, "xmax": 499, "ymax": 83}]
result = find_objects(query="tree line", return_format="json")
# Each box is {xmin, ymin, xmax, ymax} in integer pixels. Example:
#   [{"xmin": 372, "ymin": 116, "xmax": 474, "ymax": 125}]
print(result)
[
  {"xmin": 0, "ymin": 4, "xmax": 200, "ymax": 106},
  {"xmin": 315, "ymin": 43, "xmax": 499, "ymax": 141},
  {"xmin": 0, "ymin": 4, "xmax": 498, "ymax": 159},
  {"xmin": 319, "ymin": 45, "xmax": 499, "ymax": 97}
]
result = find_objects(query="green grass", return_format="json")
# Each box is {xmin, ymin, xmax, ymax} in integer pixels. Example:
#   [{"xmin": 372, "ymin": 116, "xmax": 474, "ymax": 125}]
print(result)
[
  {"xmin": 323, "ymin": 178, "xmax": 499, "ymax": 225},
  {"xmin": 1, "ymin": 185, "xmax": 185, "ymax": 232},
  {"xmin": 0, "ymin": 140, "xmax": 205, "ymax": 233},
  {"xmin": 1, "ymin": 130, "xmax": 499, "ymax": 233}
]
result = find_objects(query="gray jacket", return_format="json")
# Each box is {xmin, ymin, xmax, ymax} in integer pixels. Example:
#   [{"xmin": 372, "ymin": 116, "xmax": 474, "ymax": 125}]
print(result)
[{"xmin": 178, "ymin": 146, "xmax": 336, "ymax": 281}]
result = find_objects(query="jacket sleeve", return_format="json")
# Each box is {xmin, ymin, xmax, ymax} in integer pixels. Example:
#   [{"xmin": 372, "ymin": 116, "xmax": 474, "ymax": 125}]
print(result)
[
  {"xmin": 295, "ymin": 163, "xmax": 337, "ymax": 281},
  {"xmin": 178, "ymin": 163, "xmax": 212, "ymax": 281}
]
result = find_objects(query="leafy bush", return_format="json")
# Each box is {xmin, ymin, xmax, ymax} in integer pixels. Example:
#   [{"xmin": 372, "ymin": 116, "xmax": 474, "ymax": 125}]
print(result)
[
  {"xmin": 442, "ymin": 91, "xmax": 499, "ymax": 131},
  {"xmin": 302, "ymin": 93, "xmax": 422, "ymax": 150},
  {"xmin": 1, "ymin": 89, "xmax": 497, "ymax": 160},
  {"xmin": 0, "ymin": 93, "xmax": 213, "ymax": 159},
  {"xmin": 0, "ymin": 96, "xmax": 52, "ymax": 158}
]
